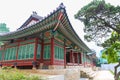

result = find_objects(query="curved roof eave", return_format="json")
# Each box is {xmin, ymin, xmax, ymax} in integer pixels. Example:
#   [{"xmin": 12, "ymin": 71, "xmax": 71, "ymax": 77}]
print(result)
[
  {"xmin": 0, "ymin": 5, "xmax": 62, "ymax": 41},
  {"xmin": 0, "ymin": 20, "xmax": 57, "ymax": 41},
  {"xmin": 0, "ymin": 3, "xmax": 91, "ymax": 53},
  {"xmin": 58, "ymin": 8, "xmax": 91, "ymax": 52}
]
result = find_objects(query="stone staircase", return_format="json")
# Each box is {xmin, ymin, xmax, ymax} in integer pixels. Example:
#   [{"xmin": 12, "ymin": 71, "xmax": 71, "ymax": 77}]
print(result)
[{"xmin": 80, "ymin": 68, "xmax": 97, "ymax": 80}]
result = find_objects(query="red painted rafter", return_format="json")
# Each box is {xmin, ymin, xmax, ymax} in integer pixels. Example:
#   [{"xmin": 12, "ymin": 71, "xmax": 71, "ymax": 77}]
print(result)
[{"xmin": 53, "ymin": 12, "xmax": 63, "ymax": 31}]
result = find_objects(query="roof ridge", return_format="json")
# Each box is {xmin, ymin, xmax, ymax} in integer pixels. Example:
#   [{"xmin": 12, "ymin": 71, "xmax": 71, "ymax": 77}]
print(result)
[{"xmin": 0, "ymin": 3, "xmax": 66, "ymax": 36}]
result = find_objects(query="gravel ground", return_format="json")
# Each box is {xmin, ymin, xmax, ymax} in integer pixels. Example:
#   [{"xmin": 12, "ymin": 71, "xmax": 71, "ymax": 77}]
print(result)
[{"xmin": 93, "ymin": 70, "xmax": 114, "ymax": 80}]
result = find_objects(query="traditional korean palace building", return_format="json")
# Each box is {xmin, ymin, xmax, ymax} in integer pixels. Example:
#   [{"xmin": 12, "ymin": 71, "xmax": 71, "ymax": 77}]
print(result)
[{"xmin": 0, "ymin": 3, "xmax": 94, "ymax": 69}]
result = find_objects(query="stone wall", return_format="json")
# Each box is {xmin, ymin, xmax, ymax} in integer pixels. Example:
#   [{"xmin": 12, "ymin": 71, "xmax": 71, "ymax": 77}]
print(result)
[
  {"xmin": 49, "ymin": 65, "xmax": 64, "ymax": 69},
  {"xmin": 22, "ymin": 67, "xmax": 81, "ymax": 80},
  {"xmin": 22, "ymin": 65, "xmax": 97, "ymax": 80},
  {"xmin": 37, "ymin": 69, "xmax": 80, "ymax": 80},
  {"xmin": 65, "ymin": 69, "xmax": 80, "ymax": 80}
]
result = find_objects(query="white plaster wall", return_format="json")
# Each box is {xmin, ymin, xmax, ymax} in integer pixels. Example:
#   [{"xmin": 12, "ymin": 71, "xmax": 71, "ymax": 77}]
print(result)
[{"xmin": 101, "ymin": 63, "xmax": 120, "ymax": 73}]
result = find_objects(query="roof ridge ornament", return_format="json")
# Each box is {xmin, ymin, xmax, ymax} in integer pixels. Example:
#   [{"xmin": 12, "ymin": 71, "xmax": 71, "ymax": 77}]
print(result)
[
  {"xmin": 59, "ymin": 3, "xmax": 65, "ymax": 9},
  {"xmin": 32, "ymin": 11, "xmax": 37, "ymax": 15}
]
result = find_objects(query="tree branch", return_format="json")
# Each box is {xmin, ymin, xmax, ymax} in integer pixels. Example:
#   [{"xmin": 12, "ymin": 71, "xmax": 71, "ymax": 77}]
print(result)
[{"xmin": 96, "ymin": 15, "xmax": 120, "ymax": 34}]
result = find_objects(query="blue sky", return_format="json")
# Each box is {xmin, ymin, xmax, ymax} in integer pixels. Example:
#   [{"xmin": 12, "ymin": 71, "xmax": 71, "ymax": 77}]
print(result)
[{"xmin": 0, "ymin": 0, "xmax": 119, "ymax": 57}]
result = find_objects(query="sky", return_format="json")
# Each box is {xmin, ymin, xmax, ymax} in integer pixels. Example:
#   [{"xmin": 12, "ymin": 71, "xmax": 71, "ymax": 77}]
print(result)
[{"xmin": 0, "ymin": 0, "xmax": 119, "ymax": 57}]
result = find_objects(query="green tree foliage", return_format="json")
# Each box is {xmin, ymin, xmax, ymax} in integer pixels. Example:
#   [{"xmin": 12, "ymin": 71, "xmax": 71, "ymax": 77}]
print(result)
[
  {"xmin": 75, "ymin": 0, "xmax": 120, "ymax": 45},
  {"xmin": 0, "ymin": 23, "xmax": 9, "ymax": 33},
  {"xmin": 102, "ymin": 41, "xmax": 120, "ymax": 63},
  {"xmin": 102, "ymin": 32, "xmax": 120, "ymax": 48},
  {"xmin": 102, "ymin": 32, "xmax": 120, "ymax": 63},
  {"xmin": 75, "ymin": 0, "xmax": 120, "ymax": 63},
  {"xmin": 0, "ymin": 23, "xmax": 9, "ymax": 46}
]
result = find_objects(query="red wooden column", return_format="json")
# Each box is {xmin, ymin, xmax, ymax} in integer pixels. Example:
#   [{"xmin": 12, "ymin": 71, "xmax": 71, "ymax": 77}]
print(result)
[
  {"xmin": 0, "ymin": 47, "xmax": 3, "ymax": 67},
  {"xmin": 85, "ymin": 54, "xmax": 87, "ymax": 67},
  {"xmin": 72, "ymin": 52, "xmax": 74, "ymax": 64},
  {"xmin": 70, "ymin": 50, "xmax": 73, "ymax": 63},
  {"xmin": 40, "ymin": 39, "xmax": 44, "ymax": 63},
  {"xmin": 83, "ymin": 53, "xmax": 85, "ymax": 67},
  {"xmin": 51, "ymin": 37, "xmax": 54, "ymax": 65},
  {"xmin": 32, "ymin": 38, "xmax": 38, "ymax": 69},
  {"xmin": 2, "ymin": 45, "xmax": 5, "ymax": 62},
  {"xmin": 34, "ymin": 38, "xmax": 38, "ymax": 62},
  {"xmin": 86, "ymin": 55, "xmax": 88, "ymax": 66},
  {"xmin": 76, "ymin": 53, "xmax": 78, "ymax": 64},
  {"xmin": 85, "ymin": 55, "xmax": 87, "ymax": 66},
  {"xmin": 80, "ymin": 53, "xmax": 83, "ymax": 65},
  {"xmin": 64, "ymin": 45, "xmax": 66, "ymax": 68},
  {"xmin": 79, "ymin": 53, "xmax": 82, "ymax": 64},
  {"xmin": 39, "ymin": 39, "xmax": 44, "ymax": 69},
  {"xmin": 16, "ymin": 41, "xmax": 20, "ymax": 61},
  {"xmin": 2, "ymin": 45, "xmax": 7, "ymax": 65},
  {"xmin": 74, "ymin": 53, "xmax": 76, "ymax": 63},
  {"xmin": 1, "ymin": 45, "xmax": 5, "ymax": 67},
  {"xmin": 77, "ymin": 53, "xmax": 79, "ymax": 64}
]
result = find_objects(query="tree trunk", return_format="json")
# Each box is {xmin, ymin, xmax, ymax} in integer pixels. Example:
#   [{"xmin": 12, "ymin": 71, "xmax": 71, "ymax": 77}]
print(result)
[
  {"xmin": 114, "ymin": 62, "xmax": 120, "ymax": 80},
  {"xmin": 115, "ymin": 71, "xmax": 120, "ymax": 80}
]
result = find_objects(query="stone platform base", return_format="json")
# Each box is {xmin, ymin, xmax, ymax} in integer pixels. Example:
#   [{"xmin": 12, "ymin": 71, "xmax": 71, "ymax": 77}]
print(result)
[
  {"xmin": 22, "ymin": 68, "xmax": 81, "ymax": 80},
  {"xmin": 38, "ymin": 64, "xmax": 64, "ymax": 69}
]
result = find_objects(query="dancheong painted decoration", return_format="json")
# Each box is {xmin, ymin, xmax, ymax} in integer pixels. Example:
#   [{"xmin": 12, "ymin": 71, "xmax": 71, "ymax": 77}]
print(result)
[{"xmin": 0, "ymin": 3, "xmax": 95, "ymax": 69}]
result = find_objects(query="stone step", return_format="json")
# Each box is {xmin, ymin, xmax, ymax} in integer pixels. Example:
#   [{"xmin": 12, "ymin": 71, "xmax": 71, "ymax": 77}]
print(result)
[
  {"xmin": 80, "ymin": 70, "xmax": 97, "ymax": 79},
  {"xmin": 80, "ymin": 78, "xmax": 89, "ymax": 80}
]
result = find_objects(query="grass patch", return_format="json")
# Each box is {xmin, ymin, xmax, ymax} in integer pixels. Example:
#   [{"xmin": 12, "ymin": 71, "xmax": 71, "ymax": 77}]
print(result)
[{"xmin": 0, "ymin": 67, "xmax": 40, "ymax": 80}]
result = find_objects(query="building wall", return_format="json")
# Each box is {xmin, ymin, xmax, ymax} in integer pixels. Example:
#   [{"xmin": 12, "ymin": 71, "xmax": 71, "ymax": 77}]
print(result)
[{"xmin": 0, "ymin": 32, "xmax": 94, "ymax": 69}]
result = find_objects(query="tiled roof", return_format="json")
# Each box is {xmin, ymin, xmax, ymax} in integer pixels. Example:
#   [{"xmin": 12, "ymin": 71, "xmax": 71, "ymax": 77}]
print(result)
[
  {"xmin": 0, "ymin": 3, "xmax": 91, "ymax": 52},
  {"xmin": 18, "ymin": 11, "xmax": 43, "ymax": 29}
]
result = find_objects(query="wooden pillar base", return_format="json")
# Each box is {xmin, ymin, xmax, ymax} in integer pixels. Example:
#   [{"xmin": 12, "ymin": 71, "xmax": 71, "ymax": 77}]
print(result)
[
  {"xmin": 14, "ymin": 66, "xmax": 17, "ymax": 69},
  {"xmin": 13, "ymin": 62, "xmax": 17, "ymax": 69},
  {"xmin": 32, "ymin": 65, "xmax": 37, "ymax": 70},
  {"xmin": 38, "ymin": 63, "xmax": 43, "ymax": 69},
  {"xmin": 32, "ymin": 61, "xmax": 37, "ymax": 70},
  {"xmin": 49, "ymin": 65, "xmax": 55, "ymax": 69}
]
